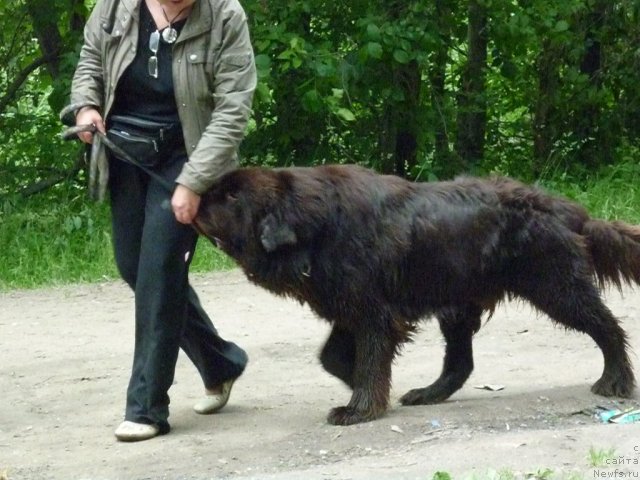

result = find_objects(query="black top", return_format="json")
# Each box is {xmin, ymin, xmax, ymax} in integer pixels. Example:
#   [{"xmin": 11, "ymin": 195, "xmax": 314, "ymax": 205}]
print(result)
[{"xmin": 110, "ymin": 1, "xmax": 187, "ymax": 124}]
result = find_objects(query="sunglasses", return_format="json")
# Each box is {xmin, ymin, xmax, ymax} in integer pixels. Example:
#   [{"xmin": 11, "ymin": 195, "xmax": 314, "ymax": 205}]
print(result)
[{"xmin": 148, "ymin": 30, "xmax": 160, "ymax": 78}]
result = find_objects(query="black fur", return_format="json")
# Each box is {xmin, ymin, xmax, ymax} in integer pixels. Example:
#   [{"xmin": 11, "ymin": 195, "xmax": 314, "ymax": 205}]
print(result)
[{"xmin": 195, "ymin": 164, "xmax": 638, "ymax": 425}]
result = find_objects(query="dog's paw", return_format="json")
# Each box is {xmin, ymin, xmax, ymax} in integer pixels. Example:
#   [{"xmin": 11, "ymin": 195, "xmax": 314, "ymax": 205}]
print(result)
[
  {"xmin": 400, "ymin": 387, "xmax": 451, "ymax": 406},
  {"xmin": 591, "ymin": 372, "xmax": 636, "ymax": 398},
  {"xmin": 327, "ymin": 406, "xmax": 376, "ymax": 426}
]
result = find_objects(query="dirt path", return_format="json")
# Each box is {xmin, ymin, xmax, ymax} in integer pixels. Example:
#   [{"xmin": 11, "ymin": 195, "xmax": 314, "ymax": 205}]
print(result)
[{"xmin": 1, "ymin": 270, "xmax": 639, "ymax": 479}]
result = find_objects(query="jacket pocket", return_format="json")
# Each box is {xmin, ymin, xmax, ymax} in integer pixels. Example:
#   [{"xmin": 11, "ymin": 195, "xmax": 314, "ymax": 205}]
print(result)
[{"xmin": 187, "ymin": 50, "xmax": 208, "ymax": 65}]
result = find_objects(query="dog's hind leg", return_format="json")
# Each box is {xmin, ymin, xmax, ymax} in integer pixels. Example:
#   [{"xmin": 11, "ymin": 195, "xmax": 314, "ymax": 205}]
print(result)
[
  {"xmin": 400, "ymin": 304, "xmax": 482, "ymax": 406},
  {"xmin": 512, "ymin": 257, "xmax": 635, "ymax": 398},
  {"xmin": 320, "ymin": 325, "xmax": 356, "ymax": 388},
  {"xmin": 326, "ymin": 323, "xmax": 399, "ymax": 426}
]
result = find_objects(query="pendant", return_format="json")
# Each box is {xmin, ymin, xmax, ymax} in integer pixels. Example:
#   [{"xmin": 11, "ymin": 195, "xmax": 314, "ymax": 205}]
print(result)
[{"xmin": 162, "ymin": 27, "xmax": 178, "ymax": 44}]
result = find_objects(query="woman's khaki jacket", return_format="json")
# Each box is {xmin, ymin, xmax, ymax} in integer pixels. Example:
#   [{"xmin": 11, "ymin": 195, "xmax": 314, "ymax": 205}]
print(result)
[{"xmin": 70, "ymin": 0, "xmax": 257, "ymax": 199}]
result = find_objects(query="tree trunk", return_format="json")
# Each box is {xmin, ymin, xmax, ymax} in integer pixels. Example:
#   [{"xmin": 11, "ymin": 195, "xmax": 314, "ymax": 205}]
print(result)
[
  {"xmin": 379, "ymin": 62, "xmax": 421, "ymax": 178},
  {"xmin": 532, "ymin": 38, "xmax": 560, "ymax": 176},
  {"xmin": 25, "ymin": 0, "xmax": 64, "ymax": 78},
  {"xmin": 454, "ymin": 0, "xmax": 488, "ymax": 171},
  {"xmin": 378, "ymin": 2, "xmax": 422, "ymax": 178},
  {"xmin": 430, "ymin": 0, "xmax": 456, "ymax": 178},
  {"xmin": 70, "ymin": 0, "xmax": 88, "ymax": 32},
  {"xmin": 575, "ymin": 0, "xmax": 612, "ymax": 167},
  {"xmin": 394, "ymin": 61, "xmax": 421, "ymax": 177}
]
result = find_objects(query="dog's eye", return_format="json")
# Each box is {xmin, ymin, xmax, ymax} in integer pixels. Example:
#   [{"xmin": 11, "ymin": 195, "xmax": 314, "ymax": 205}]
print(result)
[{"xmin": 226, "ymin": 191, "xmax": 239, "ymax": 202}]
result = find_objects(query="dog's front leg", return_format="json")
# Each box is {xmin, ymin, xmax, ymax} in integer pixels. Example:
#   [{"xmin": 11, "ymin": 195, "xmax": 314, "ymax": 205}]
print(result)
[{"xmin": 326, "ymin": 327, "xmax": 396, "ymax": 426}]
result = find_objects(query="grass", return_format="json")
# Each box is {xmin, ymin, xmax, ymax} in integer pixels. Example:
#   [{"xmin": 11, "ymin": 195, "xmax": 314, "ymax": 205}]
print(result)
[
  {"xmin": 431, "ymin": 447, "xmax": 621, "ymax": 480},
  {"xmin": 0, "ymin": 187, "xmax": 234, "ymax": 291},
  {"xmin": 541, "ymin": 161, "xmax": 640, "ymax": 224},
  {"xmin": 434, "ymin": 471, "xmax": 587, "ymax": 480},
  {"xmin": 459, "ymin": 469, "xmax": 560, "ymax": 480},
  {"xmin": 587, "ymin": 446, "xmax": 616, "ymax": 468},
  {"xmin": 2, "ymin": 160, "xmax": 640, "ymax": 291},
  {"xmin": 426, "ymin": 444, "xmax": 625, "ymax": 479}
]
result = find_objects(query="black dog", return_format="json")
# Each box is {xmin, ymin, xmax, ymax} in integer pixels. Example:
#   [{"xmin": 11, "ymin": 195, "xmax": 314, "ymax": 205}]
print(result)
[{"xmin": 195, "ymin": 164, "xmax": 638, "ymax": 426}]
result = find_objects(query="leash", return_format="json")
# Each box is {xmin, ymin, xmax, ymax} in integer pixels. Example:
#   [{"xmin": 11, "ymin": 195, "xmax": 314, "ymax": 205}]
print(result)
[{"xmin": 61, "ymin": 123, "xmax": 176, "ymax": 193}]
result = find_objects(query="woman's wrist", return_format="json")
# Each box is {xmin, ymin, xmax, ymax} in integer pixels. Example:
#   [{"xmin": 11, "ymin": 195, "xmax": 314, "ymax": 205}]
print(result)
[{"xmin": 75, "ymin": 105, "xmax": 97, "ymax": 118}]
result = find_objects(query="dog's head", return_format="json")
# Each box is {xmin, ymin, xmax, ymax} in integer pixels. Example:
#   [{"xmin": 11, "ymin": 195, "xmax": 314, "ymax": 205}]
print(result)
[{"xmin": 195, "ymin": 168, "xmax": 299, "ymax": 259}]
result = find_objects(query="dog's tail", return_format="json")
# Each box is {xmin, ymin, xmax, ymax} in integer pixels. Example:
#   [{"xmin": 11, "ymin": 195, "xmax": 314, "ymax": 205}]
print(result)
[{"xmin": 583, "ymin": 219, "xmax": 640, "ymax": 289}]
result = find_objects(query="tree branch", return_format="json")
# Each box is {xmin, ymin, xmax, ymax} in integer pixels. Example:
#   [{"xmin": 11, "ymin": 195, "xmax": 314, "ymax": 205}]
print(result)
[
  {"xmin": 17, "ymin": 148, "xmax": 85, "ymax": 198},
  {"xmin": 0, "ymin": 53, "xmax": 57, "ymax": 118}
]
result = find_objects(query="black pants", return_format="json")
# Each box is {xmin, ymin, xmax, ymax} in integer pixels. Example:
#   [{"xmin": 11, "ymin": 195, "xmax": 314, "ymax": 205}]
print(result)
[{"xmin": 108, "ymin": 147, "xmax": 247, "ymax": 433}]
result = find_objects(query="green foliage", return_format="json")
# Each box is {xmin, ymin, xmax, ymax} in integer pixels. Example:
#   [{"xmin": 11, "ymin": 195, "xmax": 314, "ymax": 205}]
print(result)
[
  {"xmin": 0, "ymin": 0, "xmax": 86, "ymax": 198},
  {"xmin": 485, "ymin": 0, "xmax": 640, "ymax": 175},
  {"xmin": 240, "ymin": 0, "xmax": 640, "ymax": 179},
  {"xmin": 0, "ymin": 87, "xmax": 79, "ymax": 197},
  {"xmin": 433, "ymin": 472, "xmax": 453, "ymax": 480},
  {"xmin": 0, "ymin": 190, "xmax": 116, "ymax": 290},
  {"xmin": 4, "ymin": 0, "xmax": 640, "ymax": 187},
  {"xmin": 587, "ymin": 446, "xmax": 616, "ymax": 468},
  {"xmin": 433, "ymin": 468, "xmax": 588, "ymax": 480},
  {"xmin": 0, "ymin": 188, "xmax": 235, "ymax": 291},
  {"xmin": 540, "ymin": 153, "xmax": 640, "ymax": 224},
  {"xmin": 243, "ymin": 0, "xmax": 438, "ymax": 168}
]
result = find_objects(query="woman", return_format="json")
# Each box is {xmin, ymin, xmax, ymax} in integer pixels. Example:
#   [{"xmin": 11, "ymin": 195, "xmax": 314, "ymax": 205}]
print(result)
[{"xmin": 69, "ymin": 0, "xmax": 256, "ymax": 441}]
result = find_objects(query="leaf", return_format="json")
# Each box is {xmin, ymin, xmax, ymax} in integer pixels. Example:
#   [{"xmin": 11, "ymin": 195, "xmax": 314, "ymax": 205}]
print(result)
[
  {"xmin": 331, "ymin": 88, "xmax": 345, "ymax": 99},
  {"xmin": 393, "ymin": 50, "xmax": 410, "ymax": 64},
  {"xmin": 366, "ymin": 23, "xmax": 381, "ymax": 41},
  {"xmin": 302, "ymin": 89, "xmax": 322, "ymax": 113},
  {"xmin": 254, "ymin": 54, "xmax": 272, "ymax": 71},
  {"xmin": 335, "ymin": 108, "xmax": 356, "ymax": 122},
  {"xmin": 367, "ymin": 42, "xmax": 383, "ymax": 59},
  {"xmin": 255, "ymin": 82, "xmax": 272, "ymax": 103},
  {"xmin": 256, "ymin": 40, "xmax": 271, "ymax": 52},
  {"xmin": 314, "ymin": 61, "xmax": 335, "ymax": 78},
  {"xmin": 554, "ymin": 20, "xmax": 569, "ymax": 32}
]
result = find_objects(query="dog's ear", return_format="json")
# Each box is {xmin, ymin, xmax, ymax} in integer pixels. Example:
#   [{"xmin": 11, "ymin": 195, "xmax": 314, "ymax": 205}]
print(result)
[{"xmin": 259, "ymin": 213, "xmax": 297, "ymax": 252}]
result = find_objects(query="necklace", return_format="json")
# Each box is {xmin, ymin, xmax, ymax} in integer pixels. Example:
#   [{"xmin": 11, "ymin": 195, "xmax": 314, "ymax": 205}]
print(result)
[{"xmin": 160, "ymin": 5, "xmax": 189, "ymax": 43}]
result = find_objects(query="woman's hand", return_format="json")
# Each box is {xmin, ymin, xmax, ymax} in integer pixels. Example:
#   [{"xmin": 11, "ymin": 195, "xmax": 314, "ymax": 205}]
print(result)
[
  {"xmin": 172, "ymin": 184, "xmax": 201, "ymax": 224},
  {"xmin": 75, "ymin": 107, "xmax": 105, "ymax": 144}
]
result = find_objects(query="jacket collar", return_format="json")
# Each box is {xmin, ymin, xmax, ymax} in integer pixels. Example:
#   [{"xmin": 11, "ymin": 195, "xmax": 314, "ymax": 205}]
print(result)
[
  {"xmin": 178, "ymin": 1, "xmax": 213, "ymax": 43},
  {"xmin": 120, "ymin": 0, "xmax": 140, "ymax": 17},
  {"xmin": 118, "ymin": 0, "xmax": 212, "ymax": 42}
]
